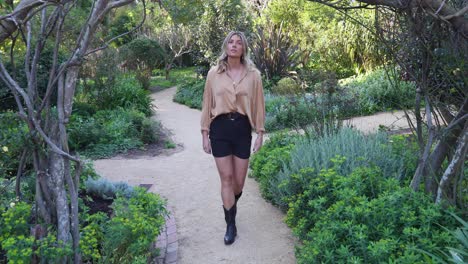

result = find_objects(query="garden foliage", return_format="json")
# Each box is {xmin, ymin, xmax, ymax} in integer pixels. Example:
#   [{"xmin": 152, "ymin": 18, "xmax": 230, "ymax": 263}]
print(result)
[
  {"xmin": 0, "ymin": 184, "xmax": 167, "ymax": 263},
  {"xmin": 339, "ymin": 68, "xmax": 416, "ymax": 115},
  {"xmin": 0, "ymin": 203, "xmax": 73, "ymax": 263},
  {"xmin": 249, "ymin": 132, "xmax": 299, "ymax": 201},
  {"xmin": 68, "ymin": 108, "xmax": 160, "ymax": 159},
  {"xmin": 286, "ymin": 163, "xmax": 457, "ymax": 263},
  {"xmin": 173, "ymin": 79, "xmax": 205, "ymax": 110},
  {"xmin": 272, "ymin": 128, "xmax": 413, "ymax": 208},
  {"xmin": 250, "ymin": 129, "xmax": 461, "ymax": 263}
]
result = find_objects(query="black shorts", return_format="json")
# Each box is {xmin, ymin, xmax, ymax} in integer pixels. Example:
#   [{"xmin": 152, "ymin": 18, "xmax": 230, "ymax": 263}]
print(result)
[{"xmin": 209, "ymin": 112, "xmax": 252, "ymax": 159}]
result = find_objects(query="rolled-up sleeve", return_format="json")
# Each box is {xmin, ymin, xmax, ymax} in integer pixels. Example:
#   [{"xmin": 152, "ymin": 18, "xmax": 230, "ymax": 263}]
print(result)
[
  {"xmin": 200, "ymin": 72, "xmax": 213, "ymax": 132},
  {"xmin": 254, "ymin": 73, "xmax": 266, "ymax": 134}
]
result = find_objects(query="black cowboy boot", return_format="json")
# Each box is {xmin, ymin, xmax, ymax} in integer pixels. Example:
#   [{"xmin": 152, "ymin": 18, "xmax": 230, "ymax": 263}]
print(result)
[
  {"xmin": 234, "ymin": 191, "xmax": 243, "ymax": 204},
  {"xmin": 223, "ymin": 204, "xmax": 237, "ymax": 245}
]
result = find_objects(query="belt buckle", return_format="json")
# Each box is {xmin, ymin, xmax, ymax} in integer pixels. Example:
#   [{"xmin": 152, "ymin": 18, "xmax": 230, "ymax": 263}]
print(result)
[{"xmin": 228, "ymin": 113, "xmax": 235, "ymax": 121}]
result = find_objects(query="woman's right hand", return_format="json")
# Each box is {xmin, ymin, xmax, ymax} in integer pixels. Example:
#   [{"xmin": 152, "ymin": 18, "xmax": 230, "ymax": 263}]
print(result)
[{"xmin": 202, "ymin": 133, "xmax": 211, "ymax": 154}]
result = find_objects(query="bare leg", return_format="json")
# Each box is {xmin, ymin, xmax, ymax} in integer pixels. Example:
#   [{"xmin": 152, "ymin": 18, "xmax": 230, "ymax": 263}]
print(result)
[
  {"xmin": 232, "ymin": 156, "xmax": 249, "ymax": 195},
  {"xmin": 214, "ymin": 155, "xmax": 235, "ymax": 209}
]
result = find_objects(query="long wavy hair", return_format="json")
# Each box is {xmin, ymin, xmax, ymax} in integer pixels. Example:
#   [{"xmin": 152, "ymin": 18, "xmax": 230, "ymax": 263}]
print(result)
[{"xmin": 216, "ymin": 31, "xmax": 255, "ymax": 73}]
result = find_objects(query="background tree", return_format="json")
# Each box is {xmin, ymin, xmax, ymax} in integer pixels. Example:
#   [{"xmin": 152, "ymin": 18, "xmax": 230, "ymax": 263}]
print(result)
[
  {"xmin": 195, "ymin": 0, "xmax": 253, "ymax": 65},
  {"xmin": 0, "ymin": 0, "xmax": 139, "ymax": 261},
  {"xmin": 303, "ymin": 0, "xmax": 467, "ymax": 206},
  {"xmin": 155, "ymin": 23, "xmax": 192, "ymax": 79},
  {"xmin": 119, "ymin": 37, "xmax": 165, "ymax": 89}
]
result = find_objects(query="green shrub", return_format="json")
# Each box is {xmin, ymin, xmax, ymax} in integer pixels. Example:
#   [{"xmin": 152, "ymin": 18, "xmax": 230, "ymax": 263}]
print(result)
[
  {"xmin": 101, "ymin": 188, "xmax": 167, "ymax": 263},
  {"xmin": 0, "ymin": 202, "xmax": 72, "ymax": 263},
  {"xmin": 68, "ymin": 108, "xmax": 161, "ymax": 159},
  {"xmin": 0, "ymin": 202, "xmax": 36, "ymax": 263},
  {"xmin": 80, "ymin": 48, "xmax": 120, "ymax": 97},
  {"xmin": 272, "ymin": 77, "xmax": 302, "ymax": 95},
  {"xmin": 91, "ymin": 77, "xmax": 154, "ymax": 116},
  {"xmin": 80, "ymin": 212, "xmax": 108, "ymax": 263},
  {"xmin": 72, "ymin": 101, "xmax": 97, "ymax": 117},
  {"xmin": 250, "ymin": 132, "xmax": 299, "ymax": 202},
  {"xmin": 164, "ymin": 140, "xmax": 176, "ymax": 149},
  {"xmin": 285, "ymin": 164, "xmax": 458, "ymax": 263},
  {"xmin": 141, "ymin": 118, "xmax": 161, "ymax": 144},
  {"xmin": 387, "ymin": 134, "xmax": 419, "ymax": 181},
  {"xmin": 265, "ymin": 94, "xmax": 323, "ymax": 132},
  {"xmin": 151, "ymin": 66, "xmax": 198, "ymax": 89},
  {"xmin": 340, "ymin": 68, "xmax": 416, "ymax": 115},
  {"xmin": 270, "ymin": 128, "xmax": 409, "ymax": 208},
  {"xmin": 119, "ymin": 37, "xmax": 165, "ymax": 90},
  {"xmin": 264, "ymin": 90, "xmax": 345, "ymax": 132},
  {"xmin": 262, "ymin": 75, "xmax": 281, "ymax": 92},
  {"xmin": 0, "ymin": 112, "xmax": 30, "ymax": 179},
  {"xmin": 173, "ymin": 78, "xmax": 205, "ymax": 109}
]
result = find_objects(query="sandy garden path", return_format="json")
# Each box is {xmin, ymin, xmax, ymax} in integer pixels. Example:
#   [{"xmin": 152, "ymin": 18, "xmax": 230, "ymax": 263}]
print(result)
[{"xmin": 94, "ymin": 87, "xmax": 297, "ymax": 264}]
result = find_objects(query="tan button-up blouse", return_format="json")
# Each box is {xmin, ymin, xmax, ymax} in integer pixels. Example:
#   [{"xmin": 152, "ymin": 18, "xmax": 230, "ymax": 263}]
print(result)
[{"xmin": 200, "ymin": 66, "xmax": 266, "ymax": 134}]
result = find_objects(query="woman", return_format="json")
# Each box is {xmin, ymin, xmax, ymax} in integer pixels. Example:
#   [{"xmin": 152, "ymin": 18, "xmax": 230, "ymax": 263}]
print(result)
[{"xmin": 200, "ymin": 31, "xmax": 265, "ymax": 245}]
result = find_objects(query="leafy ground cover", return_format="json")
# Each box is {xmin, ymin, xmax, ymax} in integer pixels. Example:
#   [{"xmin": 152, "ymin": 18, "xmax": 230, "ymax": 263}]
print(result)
[{"xmin": 249, "ymin": 128, "xmax": 465, "ymax": 263}]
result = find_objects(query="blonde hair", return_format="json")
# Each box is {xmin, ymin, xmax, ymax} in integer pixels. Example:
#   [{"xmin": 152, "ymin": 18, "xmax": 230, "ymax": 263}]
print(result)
[{"xmin": 216, "ymin": 31, "xmax": 254, "ymax": 73}]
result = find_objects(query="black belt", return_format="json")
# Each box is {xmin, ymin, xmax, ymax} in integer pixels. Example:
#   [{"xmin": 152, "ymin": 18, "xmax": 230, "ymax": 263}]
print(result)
[{"xmin": 217, "ymin": 112, "xmax": 247, "ymax": 121}]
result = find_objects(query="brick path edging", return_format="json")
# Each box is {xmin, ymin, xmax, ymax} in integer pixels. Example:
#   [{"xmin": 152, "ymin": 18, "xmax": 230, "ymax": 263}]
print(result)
[{"xmin": 154, "ymin": 207, "xmax": 178, "ymax": 264}]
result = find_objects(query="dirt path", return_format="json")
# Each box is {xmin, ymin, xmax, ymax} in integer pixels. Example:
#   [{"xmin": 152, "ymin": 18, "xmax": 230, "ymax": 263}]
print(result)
[{"xmin": 94, "ymin": 87, "xmax": 296, "ymax": 264}]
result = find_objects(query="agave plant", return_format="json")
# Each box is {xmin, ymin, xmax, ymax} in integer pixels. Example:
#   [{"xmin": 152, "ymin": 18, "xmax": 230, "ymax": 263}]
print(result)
[{"xmin": 251, "ymin": 21, "xmax": 302, "ymax": 80}]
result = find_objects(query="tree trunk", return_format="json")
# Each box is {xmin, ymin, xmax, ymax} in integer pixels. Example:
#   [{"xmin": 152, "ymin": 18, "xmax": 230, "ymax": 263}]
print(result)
[
  {"xmin": 48, "ymin": 142, "xmax": 70, "ymax": 244},
  {"xmin": 1, "ymin": 1, "xmax": 137, "ymax": 262},
  {"xmin": 436, "ymin": 122, "xmax": 468, "ymax": 204},
  {"xmin": 165, "ymin": 63, "xmax": 172, "ymax": 80}
]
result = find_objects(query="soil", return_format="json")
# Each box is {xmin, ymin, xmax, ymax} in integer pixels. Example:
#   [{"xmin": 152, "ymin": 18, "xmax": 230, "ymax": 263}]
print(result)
[
  {"xmin": 80, "ymin": 191, "xmax": 113, "ymax": 217},
  {"xmin": 119, "ymin": 126, "xmax": 184, "ymax": 159}
]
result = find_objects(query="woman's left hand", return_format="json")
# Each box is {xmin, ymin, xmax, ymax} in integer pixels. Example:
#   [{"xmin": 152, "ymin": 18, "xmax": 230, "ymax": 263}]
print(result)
[{"xmin": 252, "ymin": 134, "xmax": 263, "ymax": 153}]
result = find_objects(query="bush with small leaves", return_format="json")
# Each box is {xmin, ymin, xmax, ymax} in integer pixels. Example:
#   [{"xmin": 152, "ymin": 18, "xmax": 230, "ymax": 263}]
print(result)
[
  {"xmin": 270, "ymin": 128, "xmax": 409, "ymax": 208},
  {"xmin": 250, "ymin": 132, "xmax": 299, "ymax": 202},
  {"xmin": 272, "ymin": 77, "xmax": 302, "ymax": 95},
  {"xmin": 0, "ymin": 112, "xmax": 30, "ymax": 180},
  {"xmin": 80, "ymin": 212, "xmax": 108, "ymax": 263},
  {"xmin": 339, "ymin": 68, "xmax": 416, "ymax": 115},
  {"xmin": 0, "ymin": 202, "xmax": 73, "ymax": 263},
  {"xmin": 68, "ymin": 108, "xmax": 161, "ymax": 159},
  {"xmin": 101, "ymin": 188, "xmax": 167, "ymax": 263},
  {"xmin": 173, "ymin": 79, "xmax": 205, "ymax": 109},
  {"xmin": 119, "ymin": 37, "xmax": 165, "ymax": 90},
  {"xmin": 285, "ymin": 163, "xmax": 458, "ymax": 263}
]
